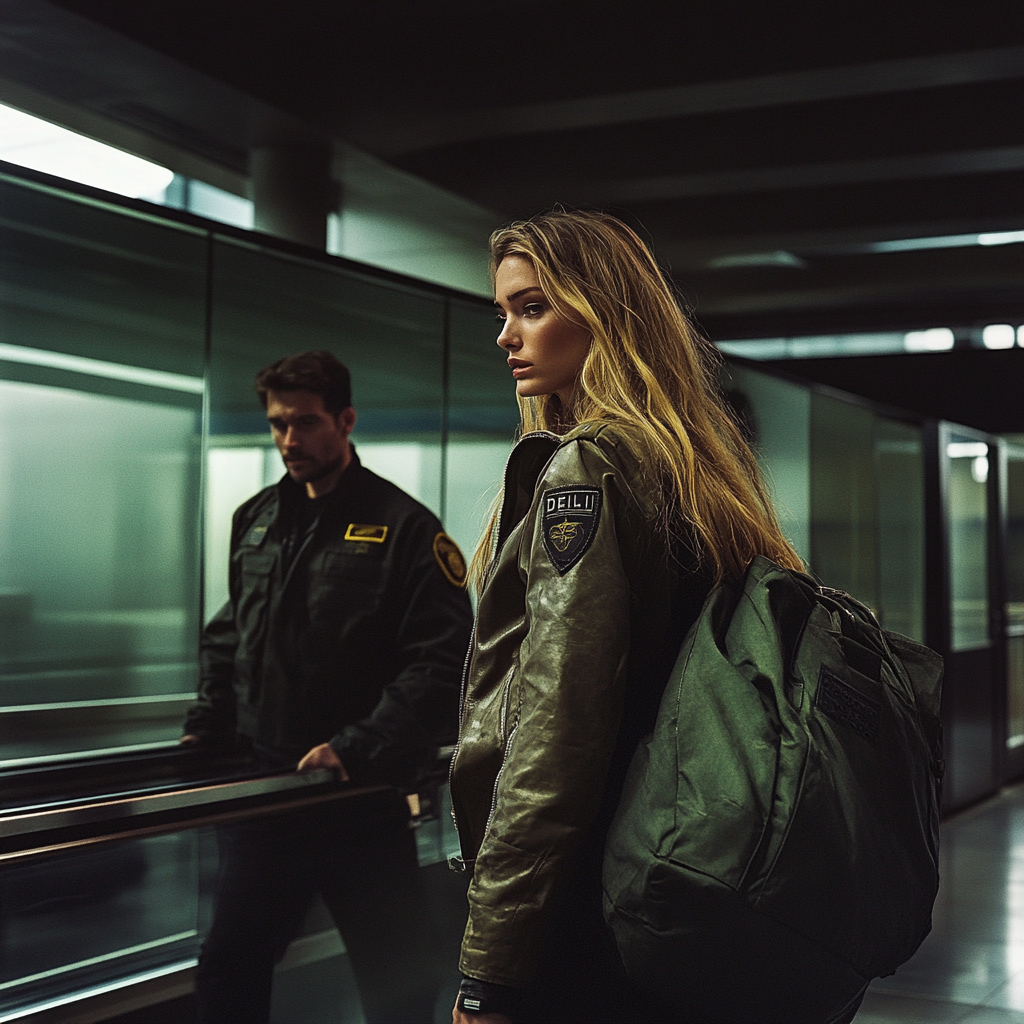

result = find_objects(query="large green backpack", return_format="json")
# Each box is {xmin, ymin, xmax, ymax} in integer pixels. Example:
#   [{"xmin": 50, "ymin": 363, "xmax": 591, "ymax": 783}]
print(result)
[{"xmin": 602, "ymin": 556, "xmax": 944, "ymax": 1023}]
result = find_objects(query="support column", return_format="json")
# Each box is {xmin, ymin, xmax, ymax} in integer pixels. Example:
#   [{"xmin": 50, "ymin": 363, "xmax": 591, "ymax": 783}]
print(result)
[{"xmin": 250, "ymin": 143, "xmax": 335, "ymax": 250}]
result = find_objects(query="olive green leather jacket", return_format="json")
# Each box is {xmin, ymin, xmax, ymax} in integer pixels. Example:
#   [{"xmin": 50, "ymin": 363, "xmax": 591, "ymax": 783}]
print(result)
[{"xmin": 450, "ymin": 422, "xmax": 709, "ymax": 987}]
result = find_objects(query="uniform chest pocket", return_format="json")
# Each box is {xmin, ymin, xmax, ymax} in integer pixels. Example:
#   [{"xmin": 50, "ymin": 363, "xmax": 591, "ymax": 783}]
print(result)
[
  {"xmin": 307, "ymin": 552, "xmax": 386, "ymax": 624},
  {"xmin": 317, "ymin": 550, "xmax": 384, "ymax": 585},
  {"xmin": 240, "ymin": 552, "xmax": 274, "ymax": 592},
  {"xmin": 241, "ymin": 553, "xmax": 274, "ymax": 574}
]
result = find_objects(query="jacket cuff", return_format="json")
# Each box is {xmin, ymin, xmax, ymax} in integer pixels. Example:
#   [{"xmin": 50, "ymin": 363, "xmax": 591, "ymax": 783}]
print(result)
[
  {"xmin": 180, "ymin": 717, "xmax": 235, "ymax": 749},
  {"xmin": 457, "ymin": 974, "xmax": 522, "ymax": 1017},
  {"xmin": 329, "ymin": 725, "xmax": 434, "ymax": 787},
  {"xmin": 329, "ymin": 731, "xmax": 371, "ymax": 783}
]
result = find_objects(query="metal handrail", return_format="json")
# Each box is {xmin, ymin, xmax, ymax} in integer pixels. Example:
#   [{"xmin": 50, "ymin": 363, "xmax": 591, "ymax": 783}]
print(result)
[{"xmin": 0, "ymin": 767, "xmax": 387, "ymax": 865}]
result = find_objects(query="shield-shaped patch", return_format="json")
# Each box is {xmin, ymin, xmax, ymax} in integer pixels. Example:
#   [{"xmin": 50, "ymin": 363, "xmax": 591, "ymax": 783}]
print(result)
[{"xmin": 541, "ymin": 486, "xmax": 602, "ymax": 575}]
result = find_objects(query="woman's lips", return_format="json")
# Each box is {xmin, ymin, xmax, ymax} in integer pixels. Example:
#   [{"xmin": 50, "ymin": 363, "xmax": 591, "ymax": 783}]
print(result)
[{"xmin": 509, "ymin": 360, "xmax": 532, "ymax": 378}]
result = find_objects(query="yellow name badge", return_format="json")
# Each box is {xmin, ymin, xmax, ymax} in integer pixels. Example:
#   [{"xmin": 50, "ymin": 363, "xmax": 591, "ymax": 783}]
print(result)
[{"xmin": 344, "ymin": 523, "xmax": 388, "ymax": 543}]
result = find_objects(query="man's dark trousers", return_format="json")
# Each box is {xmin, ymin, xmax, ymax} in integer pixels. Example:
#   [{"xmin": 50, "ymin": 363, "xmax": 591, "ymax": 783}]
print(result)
[{"xmin": 195, "ymin": 787, "xmax": 437, "ymax": 1024}]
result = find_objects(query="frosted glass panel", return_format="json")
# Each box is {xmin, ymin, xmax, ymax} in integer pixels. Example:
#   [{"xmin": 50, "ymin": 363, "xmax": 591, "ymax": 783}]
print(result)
[
  {"xmin": 208, "ymin": 240, "xmax": 445, "ymax": 440},
  {"xmin": 810, "ymin": 394, "xmax": 878, "ymax": 613},
  {"xmin": 0, "ymin": 178, "xmax": 205, "ymax": 760},
  {"xmin": 0, "ymin": 381, "xmax": 201, "ymax": 759},
  {"xmin": 0, "ymin": 832, "xmax": 202, "ymax": 1015},
  {"xmin": 445, "ymin": 441, "xmax": 513, "ymax": 565},
  {"xmin": 947, "ymin": 433, "xmax": 990, "ymax": 651},
  {"xmin": 875, "ymin": 419, "xmax": 925, "ymax": 640},
  {"xmin": 204, "ymin": 446, "xmax": 280, "ymax": 620},
  {"xmin": 358, "ymin": 442, "xmax": 443, "ymax": 515},
  {"xmin": 723, "ymin": 363, "xmax": 810, "ymax": 562},
  {"xmin": 1006, "ymin": 455, "xmax": 1024, "ymax": 629},
  {"xmin": 446, "ymin": 300, "xmax": 518, "ymax": 577}
]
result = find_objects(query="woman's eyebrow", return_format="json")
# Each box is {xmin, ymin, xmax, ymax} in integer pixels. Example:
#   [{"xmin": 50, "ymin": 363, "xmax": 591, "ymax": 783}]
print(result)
[{"xmin": 496, "ymin": 286, "xmax": 543, "ymax": 305}]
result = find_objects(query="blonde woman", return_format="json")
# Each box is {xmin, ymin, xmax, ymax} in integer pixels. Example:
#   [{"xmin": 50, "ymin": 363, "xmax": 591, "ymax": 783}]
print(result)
[{"xmin": 450, "ymin": 211, "xmax": 803, "ymax": 1024}]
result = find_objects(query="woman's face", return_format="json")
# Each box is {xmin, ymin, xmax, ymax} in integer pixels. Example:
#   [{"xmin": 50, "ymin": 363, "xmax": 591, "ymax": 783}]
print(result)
[{"xmin": 494, "ymin": 255, "xmax": 591, "ymax": 406}]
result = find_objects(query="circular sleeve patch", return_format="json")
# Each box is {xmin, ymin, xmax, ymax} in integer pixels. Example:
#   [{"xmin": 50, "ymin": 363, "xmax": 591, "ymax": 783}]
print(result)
[{"xmin": 433, "ymin": 532, "xmax": 468, "ymax": 588}]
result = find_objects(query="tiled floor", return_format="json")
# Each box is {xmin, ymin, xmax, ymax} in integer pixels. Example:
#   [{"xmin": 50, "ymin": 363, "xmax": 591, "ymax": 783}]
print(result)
[
  {"xmin": 857, "ymin": 784, "xmax": 1024, "ymax": 1023},
  {"xmin": 106, "ymin": 783, "xmax": 1024, "ymax": 1023}
]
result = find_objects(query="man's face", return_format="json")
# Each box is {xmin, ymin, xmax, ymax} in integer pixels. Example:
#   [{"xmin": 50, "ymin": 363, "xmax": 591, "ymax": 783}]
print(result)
[{"xmin": 265, "ymin": 389, "xmax": 355, "ymax": 493}]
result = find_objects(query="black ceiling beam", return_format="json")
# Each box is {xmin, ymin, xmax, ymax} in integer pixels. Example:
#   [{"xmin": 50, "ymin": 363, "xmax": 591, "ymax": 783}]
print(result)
[
  {"xmin": 367, "ymin": 46, "xmax": 1024, "ymax": 156},
  {"xmin": 752, "ymin": 348, "xmax": 1024, "ymax": 434}
]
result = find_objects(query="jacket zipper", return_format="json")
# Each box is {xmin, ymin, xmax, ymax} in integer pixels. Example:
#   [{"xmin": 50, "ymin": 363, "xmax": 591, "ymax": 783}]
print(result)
[
  {"xmin": 498, "ymin": 664, "xmax": 514, "ymax": 742},
  {"xmin": 447, "ymin": 430, "xmax": 560, "ymax": 872},
  {"xmin": 483, "ymin": 725, "xmax": 518, "ymax": 839}
]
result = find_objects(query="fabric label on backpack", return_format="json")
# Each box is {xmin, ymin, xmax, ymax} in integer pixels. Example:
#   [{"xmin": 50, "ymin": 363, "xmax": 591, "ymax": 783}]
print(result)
[
  {"xmin": 816, "ymin": 665, "xmax": 881, "ymax": 741},
  {"xmin": 541, "ymin": 486, "xmax": 602, "ymax": 575}
]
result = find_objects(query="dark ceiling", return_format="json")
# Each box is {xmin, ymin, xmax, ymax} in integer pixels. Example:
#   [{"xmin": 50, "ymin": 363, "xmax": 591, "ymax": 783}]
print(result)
[{"xmin": 4, "ymin": 0, "xmax": 1024, "ymax": 341}]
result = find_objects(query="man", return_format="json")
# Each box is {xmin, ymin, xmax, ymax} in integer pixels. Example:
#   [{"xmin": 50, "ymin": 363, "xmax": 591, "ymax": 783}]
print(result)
[{"xmin": 183, "ymin": 350, "xmax": 472, "ymax": 1024}]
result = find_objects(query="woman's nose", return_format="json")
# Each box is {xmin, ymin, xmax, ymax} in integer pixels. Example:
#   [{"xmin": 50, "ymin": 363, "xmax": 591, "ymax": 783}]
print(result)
[{"xmin": 496, "ymin": 318, "xmax": 518, "ymax": 350}]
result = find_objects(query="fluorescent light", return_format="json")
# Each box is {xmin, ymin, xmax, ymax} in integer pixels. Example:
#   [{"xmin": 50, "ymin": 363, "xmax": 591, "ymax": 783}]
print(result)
[
  {"xmin": 708, "ymin": 250, "xmax": 806, "ymax": 269},
  {"xmin": 0, "ymin": 104, "xmax": 173, "ymax": 200},
  {"xmin": 871, "ymin": 234, "xmax": 979, "ymax": 253},
  {"xmin": 947, "ymin": 442, "xmax": 988, "ymax": 458},
  {"xmin": 867, "ymin": 230, "xmax": 1024, "ymax": 253},
  {"xmin": 978, "ymin": 231, "xmax": 1024, "ymax": 246},
  {"xmin": 904, "ymin": 328, "xmax": 954, "ymax": 352},
  {"xmin": 0, "ymin": 343, "xmax": 204, "ymax": 393},
  {"xmin": 982, "ymin": 324, "xmax": 1016, "ymax": 349}
]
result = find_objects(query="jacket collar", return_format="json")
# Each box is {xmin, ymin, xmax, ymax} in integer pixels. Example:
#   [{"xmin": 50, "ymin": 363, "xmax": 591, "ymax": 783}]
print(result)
[
  {"xmin": 269, "ymin": 445, "xmax": 364, "ymax": 523},
  {"xmin": 496, "ymin": 431, "xmax": 561, "ymax": 551}
]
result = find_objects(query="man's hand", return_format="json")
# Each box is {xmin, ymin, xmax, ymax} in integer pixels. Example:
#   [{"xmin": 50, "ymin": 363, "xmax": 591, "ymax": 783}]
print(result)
[
  {"xmin": 179, "ymin": 734, "xmax": 200, "ymax": 745},
  {"xmin": 452, "ymin": 1002, "xmax": 512, "ymax": 1024},
  {"xmin": 297, "ymin": 742, "xmax": 350, "ymax": 779}
]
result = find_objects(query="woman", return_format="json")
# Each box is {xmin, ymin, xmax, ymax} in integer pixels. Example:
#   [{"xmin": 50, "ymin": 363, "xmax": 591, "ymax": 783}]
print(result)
[{"xmin": 450, "ymin": 210, "xmax": 803, "ymax": 1024}]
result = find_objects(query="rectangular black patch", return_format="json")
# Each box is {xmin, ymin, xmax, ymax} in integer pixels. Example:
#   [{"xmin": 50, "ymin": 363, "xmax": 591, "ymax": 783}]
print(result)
[
  {"xmin": 541, "ymin": 486, "xmax": 602, "ymax": 575},
  {"xmin": 816, "ymin": 666, "xmax": 881, "ymax": 742},
  {"xmin": 244, "ymin": 524, "xmax": 269, "ymax": 547}
]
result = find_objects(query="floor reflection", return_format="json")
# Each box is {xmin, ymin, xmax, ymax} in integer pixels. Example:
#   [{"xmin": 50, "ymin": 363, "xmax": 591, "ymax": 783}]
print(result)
[{"xmin": 860, "ymin": 783, "xmax": 1024, "ymax": 1022}]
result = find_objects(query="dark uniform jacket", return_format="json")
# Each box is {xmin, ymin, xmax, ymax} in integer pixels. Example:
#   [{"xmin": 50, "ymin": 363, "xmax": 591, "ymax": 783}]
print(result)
[
  {"xmin": 450, "ymin": 423, "xmax": 711, "ymax": 988},
  {"xmin": 186, "ymin": 449, "xmax": 473, "ymax": 787}
]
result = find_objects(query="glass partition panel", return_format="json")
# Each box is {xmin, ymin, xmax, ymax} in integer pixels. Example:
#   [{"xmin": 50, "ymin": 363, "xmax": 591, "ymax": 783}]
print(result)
[
  {"xmin": 723, "ymin": 364, "xmax": 810, "ymax": 563},
  {"xmin": 809, "ymin": 394, "xmax": 879, "ymax": 614},
  {"xmin": 946, "ymin": 432, "xmax": 991, "ymax": 651},
  {"xmin": 445, "ymin": 299, "xmax": 518, "ymax": 564},
  {"xmin": 205, "ymin": 241, "xmax": 446, "ymax": 618},
  {"xmin": 1009, "ymin": 637, "xmax": 1024, "ymax": 751},
  {"xmin": 1006, "ymin": 452, "xmax": 1024, "ymax": 630},
  {"xmin": 0, "ymin": 180, "xmax": 205, "ymax": 762},
  {"xmin": 0, "ymin": 831, "xmax": 208, "ymax": 1018},
  {"xmin": 876, "ymin": 418, "xmax": 925, "ymax": 640},
  {"xmin": 1005, "ymin": 450, "xmax": 1024, "ymax": 747}
]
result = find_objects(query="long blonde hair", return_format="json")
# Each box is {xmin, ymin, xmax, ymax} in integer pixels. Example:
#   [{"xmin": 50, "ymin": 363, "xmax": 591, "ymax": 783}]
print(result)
[{"xmin": 474, "ymin": 209, "xmax": 802, "ymax": 586}]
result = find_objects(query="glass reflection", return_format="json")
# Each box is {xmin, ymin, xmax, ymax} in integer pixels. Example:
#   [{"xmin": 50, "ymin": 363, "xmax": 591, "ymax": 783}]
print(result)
[{"xmin": 0, "ymin": 832, "xmax": 203, "ymax": 1015}]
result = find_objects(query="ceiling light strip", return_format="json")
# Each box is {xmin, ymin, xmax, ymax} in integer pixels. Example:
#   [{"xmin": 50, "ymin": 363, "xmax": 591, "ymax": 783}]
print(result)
[{"xmin": 0, "ymin": 343, "xmax": 204, "ymax": 393}]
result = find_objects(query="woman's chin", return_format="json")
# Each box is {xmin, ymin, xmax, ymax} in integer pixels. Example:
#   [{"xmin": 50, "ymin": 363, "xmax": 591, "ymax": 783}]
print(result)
[{"xmin": 516, "ymin": 380, "xmax": 556, "ymax": 400}]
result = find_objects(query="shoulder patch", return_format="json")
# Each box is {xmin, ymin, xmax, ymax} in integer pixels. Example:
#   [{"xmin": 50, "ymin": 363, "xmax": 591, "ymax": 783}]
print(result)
[
  {"xmin": 433, "ymin": 532, "xmax": 468, "ymax": 588},
  {"xmin": 345, "ymin": 523, "xmax": 388, "ymax": 543},
  {"xmin": 541, "ymin": 486, "xmax": 602, "ymax": 575}
]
